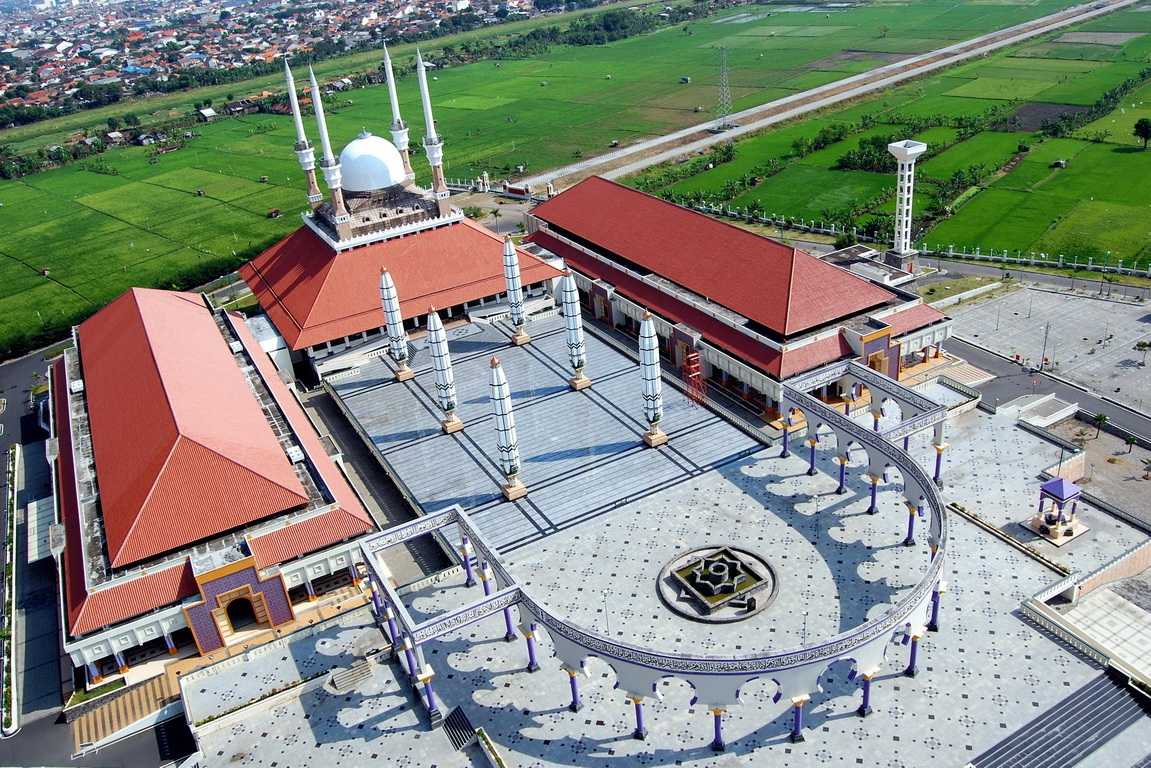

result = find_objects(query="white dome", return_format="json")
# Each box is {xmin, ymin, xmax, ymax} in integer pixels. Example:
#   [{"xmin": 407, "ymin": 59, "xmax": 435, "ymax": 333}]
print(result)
[{"xmin": 338, "ymin": 131, "xmax": 406, "ymax": 192}]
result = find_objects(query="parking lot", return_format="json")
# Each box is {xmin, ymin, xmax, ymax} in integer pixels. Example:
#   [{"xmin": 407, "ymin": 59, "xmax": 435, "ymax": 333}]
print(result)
[{"xmin": 949, "ymin": 288, "xmax": 1151, "ymax": 412}]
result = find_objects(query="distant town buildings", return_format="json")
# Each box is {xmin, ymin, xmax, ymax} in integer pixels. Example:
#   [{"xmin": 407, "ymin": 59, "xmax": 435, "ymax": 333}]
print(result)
[{"xmin": 0, "ymin": 0, "xmax": 544, "ymax": 119}]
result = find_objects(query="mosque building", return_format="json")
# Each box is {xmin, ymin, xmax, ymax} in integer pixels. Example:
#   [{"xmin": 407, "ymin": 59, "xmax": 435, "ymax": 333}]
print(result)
[{"xmin": 240, "ymin": 49, "xmax": 563, "ymax": 377}]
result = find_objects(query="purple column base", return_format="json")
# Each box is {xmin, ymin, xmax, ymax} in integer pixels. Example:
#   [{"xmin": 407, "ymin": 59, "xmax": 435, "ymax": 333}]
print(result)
[
  {"xmin": 835, "ymin": 462, "xmax": 847, "ymax": 495},
  {"xmin": 568, "ymin": 673, "xmax": 583, "ymax": 713},
  {"xmin": 711, "ymin": 711, "xmax": 725, "ymax": 752},
  {"xmin": 857, "ymin": 677, "xmax": 872, "ymax": 717},
  {"xmin": 806, "ymin": 444, "xmax": 817, "ymax": 476},
  {"xmin": 633, "ymin": 700, "xmax": 648, "ymax": 741},
  {"xmin": 904, "ymin": 638, "xmax": 919, "ymax": 678},
  {"xmin": 789, "ymin": 702, "xmax": 805, "ymax": 743},
  {"xmin": 928, "ymin": 590, "xmax": 941, "ymax": 632}
]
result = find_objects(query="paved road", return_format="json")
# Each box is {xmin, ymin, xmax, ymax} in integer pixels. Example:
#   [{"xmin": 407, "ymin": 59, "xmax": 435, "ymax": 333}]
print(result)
[
  {"xmin": 520, "ymin": 0, "xmax": 1136, "ymax": 189},
  {"xmin": 944, "ymin": 337, "xmax": 1151, "ymax": 438},
  {"xmin": 0, "ymin": 712, "xmax": 192, "ymax": 767},
  {"xmin": 922, "ymin": 256, "xmax": 1151, "ymax": 300}
]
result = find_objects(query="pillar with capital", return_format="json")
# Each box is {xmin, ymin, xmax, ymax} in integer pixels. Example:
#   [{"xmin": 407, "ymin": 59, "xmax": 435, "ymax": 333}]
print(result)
[
  {"xmin": 631, "ymin": 696, "xmax": 648, "ymax": 740},
  {"xmin": 790, "ymin": 695, "xmax": 809, "ymax": 742}
]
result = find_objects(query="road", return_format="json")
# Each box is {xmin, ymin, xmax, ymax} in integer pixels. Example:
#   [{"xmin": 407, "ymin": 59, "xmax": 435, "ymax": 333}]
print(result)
[
  {"xmin": 944, "ymin": 337, "xmax": 1151, "ymax": 437},
  {"xmin": 520, "ymin": 0, "xmax": 1137, "ymax": 190},
  {"xmin": 921, "ymin": 256, "xmax": 1151, "ymax": 301}
]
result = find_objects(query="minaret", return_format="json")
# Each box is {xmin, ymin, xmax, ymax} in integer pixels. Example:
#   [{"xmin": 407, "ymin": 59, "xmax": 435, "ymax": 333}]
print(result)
[
  {"xmin": 309, "ymin": 66, "xmax": 352, "ymax": 237},
  {"xmin": 502, "ymin": 236, "xmax": 530, "ymax": 346},
  {"xmin": 561, "ymin": 271, "xmax": 590, "ymax": 390},
  {"xmin": 426, "ymin": 307, "xmax": 463, "ymax": 433},
  {"xmin": 639, "ymin": 312, "xmax": 667, "ymax": 447},
  {"xmin": 284, "ymin": 61, "xmax": 323, "ymax": 209},
  {"xmin": 489, "ymin": 357, "xmax": 527, "ymax": 500},
  {"xmin": 416, "ymin": 49, "xmax": 451, "ymax": 217},
  {"xmin": 887, "ymin": 139, "xmax": 928, "ymax": 272},
  {"xmin": 382, "ymin": 44, "xmax": 414, "ymax": 183},
  {"xmin": 380, "ymin": 269, "xmax": 413, "ymax": 381}
]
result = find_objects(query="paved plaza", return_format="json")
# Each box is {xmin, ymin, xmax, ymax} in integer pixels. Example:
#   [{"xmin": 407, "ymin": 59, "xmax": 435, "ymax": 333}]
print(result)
[
  {"xmin": 198, "ymin": 654, "xmax": 470, "ymax": 768},
  {"xmin": 1064, "ymin": 586, "xmax": 1151, "ymax": 682},
  {"xmin": 183, "ymin": 608, "xmax": 386, "ymax": 724},
  {"xmin": 949, "ymin": 288, "xmax": 1151, "ymax": 412},
  {"xmin": 192, "ymin": 315, "xmax": 1151, "ymax": 768}
]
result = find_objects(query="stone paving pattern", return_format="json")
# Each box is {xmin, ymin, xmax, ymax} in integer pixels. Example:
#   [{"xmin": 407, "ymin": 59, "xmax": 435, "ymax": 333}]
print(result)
[
  {"xmin": 949, "ymin": 288, "xmax": 1151, "ymax": 412},
  {"xmin": 183, "ymin": 608, "xmax": 385, "ymax": 724},
  {"xmin": 206, "ymin": 315, "xmax": 1151, "ymax": 767},
  {"xmin": 1064, "ymin": 588, "xmax": 1151, "ymax": 681}
]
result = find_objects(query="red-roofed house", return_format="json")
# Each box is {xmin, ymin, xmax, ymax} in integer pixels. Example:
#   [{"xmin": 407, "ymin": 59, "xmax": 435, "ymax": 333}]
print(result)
[
  {"xmin": 527, "ymin": 177, "xmax": 951, "ymax": 417},
  {"xmin": 51, "ymin": 288, "xmax": 377, "ymax": 694}
]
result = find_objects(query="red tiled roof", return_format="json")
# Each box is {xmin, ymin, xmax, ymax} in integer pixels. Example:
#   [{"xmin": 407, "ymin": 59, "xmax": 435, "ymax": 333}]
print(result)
[
  {"xmin": 530, "ymin": 231, "xmax": 861, "ymax": 381},
  {"xmin": 52, "ymin": 358, "xmax": 199, "ymax": 636},
  {"xmin": 530, "ymin": 177, "xmax": 896, "ymax": 337},
  {"xmin": 77, "ymin": 289, "xmax": 308, "ymax": 568},
  {"xmin": 248, "ymin": 508, "xmax": 372, "ymax": 569},
  {"xmin": 881, "ymin": 303, "xmax": 948, "ymax": 338},
  {"xmin": 530, "ymin": 231, "xmax": 784, "ymax": 377},
  {"xmin": 778, "ymin": 333, "xmax": 856, "ymax": 379},
  {"xmin": 231, "ymin": 312, "xmax": 374, "ymax": 566},
  {"xmin": 240, "ymin": 218, "xmax": 564, "ymax": 351}
]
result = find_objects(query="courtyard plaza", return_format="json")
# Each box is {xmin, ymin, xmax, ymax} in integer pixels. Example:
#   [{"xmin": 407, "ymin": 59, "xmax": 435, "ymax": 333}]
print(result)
[
  {"xmin": 197, "ymin": 314, "xmax": 1151, "ymax": 767},
  {"xmin": 330, "ymin": 315, "xmax": 936, "ymax": 654},
  {"xmin": 949, "ymin": 287, "xmax": 1151, "ymax": 412}
]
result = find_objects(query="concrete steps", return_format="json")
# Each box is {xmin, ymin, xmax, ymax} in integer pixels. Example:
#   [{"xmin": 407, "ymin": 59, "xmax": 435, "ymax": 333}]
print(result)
[
  {"xmin": 329, "ymin": 660, "xmax": 373, "ymax": 694},
  {"xmin": 442, "ymin": 707, "xmax": 477, "ymax": 751},
  {"xmin": 971, "ymin": 671, "xmax": 1151, "ymax": 768},
  {"xmin": 73, "ymin": 675, "xmax": 178, "ymax": 753}
]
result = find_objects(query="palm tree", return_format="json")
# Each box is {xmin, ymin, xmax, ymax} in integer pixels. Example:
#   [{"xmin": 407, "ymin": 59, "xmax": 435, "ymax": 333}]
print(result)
[
  {"xmin": 1126, "ymin": 435, "xmax": 1138, "ymax": 454},
  {"xmin": 1093, "ymin": 412, "xmax": 1109, "ymax": 438},
  {"xmin": 1135, "ymin": 340, "xmax": 1151, "ymax": 367}
]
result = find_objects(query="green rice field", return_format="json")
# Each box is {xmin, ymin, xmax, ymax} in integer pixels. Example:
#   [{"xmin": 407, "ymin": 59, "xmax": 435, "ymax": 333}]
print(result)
[
  {"xmin": 633, "ymin": 3, "xmax": 1151, "ymax": 274},
  {"xmin": 0, "ymin": 0, "xmax": 1123, "ymax": 357}
]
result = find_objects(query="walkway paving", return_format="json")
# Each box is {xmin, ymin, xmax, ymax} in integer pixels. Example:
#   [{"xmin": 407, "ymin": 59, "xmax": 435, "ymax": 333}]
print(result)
[
  {"xmin": 197, "ymin": 655, "xmax": 470, "ymax": 768},
  {"xmin": 181, "ymin": 607, "xmax": 386, "ymax": 725},
  {"xmin": 949, "ymin": 288, "xmax": 1151, "ymax": 414}
]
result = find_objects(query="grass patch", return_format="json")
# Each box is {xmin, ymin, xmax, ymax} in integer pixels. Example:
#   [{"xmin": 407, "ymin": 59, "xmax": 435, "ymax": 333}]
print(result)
[{"xmin": 65, "ymin": 678, "xmax": 126, "ymax": 708}]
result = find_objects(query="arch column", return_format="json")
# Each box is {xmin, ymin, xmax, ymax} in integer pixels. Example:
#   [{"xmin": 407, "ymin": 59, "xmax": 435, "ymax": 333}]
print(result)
[
  {"xmin": 565, "ymin": 666, "xmax": 583, "ymax": 712},
  {"xmin": 835, "ymin": 454, "xmax": 848, "ymax": 495},
  {"xmin": 932, "ymin": 422, "xmax": 947, "ymax": 487},
  {"xmin": 806, "ymin": 436, "xmax": 818, "ymax": 476},
  {"xmin": 522, "ymin": 623, "xmax": 540, "ymax": 672},
  {"xmin": 631, "ymin": 696, "xmax": 648, "ymax": 740},
  {"xmin": 711, "ymin": 707, "xmax": 726, "ymax": 752},
  {"xmin": 903, "ymin": 500, "xmax": 922, "ymax": 546},
  {"xmin": 461, "ymin": 537, "xmax": 476, "ymax": 587},
  {"xmin": 928, "ymin": 581, "xmax": 946, "ymax": 632},
  {"xmin": 903, "ymin": 627, "xmax": 924, "ymax": 677},
  {"xmin": 857, "ymin": 672, "xmax": 875, "ymax": 717},
  {"xmin": 866, "ymin": 473, "xmax": 880, "ymax": 514},
  {"xmin": 789, "ymin": 695, "xmax": 808, "ymax": 743}
]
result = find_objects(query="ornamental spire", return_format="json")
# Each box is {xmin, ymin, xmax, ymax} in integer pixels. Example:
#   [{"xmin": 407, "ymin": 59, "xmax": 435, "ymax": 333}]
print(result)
[
  {"xmin": 382, "ymin": 44, "xmax": 413, "ymax": 181},
  {"xmin": 380, "ymin": 269, "xmax": 413, "ymax": 381},
  {"xmin": 639, "ymin": 311, "xmax": 667, "ymax": 447},
  {"xmin": 416, "ymin": 49, "xmax": 451, "ymax": 214},
  {"xmin": 426, "ymin": 307, "xmax": 462, "ymax": 433},
  {"xmin": 489, "ymin": 357, "xmax": 527, "ymax": 500},
  {"xmin": 309, "ymin": 66, "xmax": 349, "ymax": 226},
  {"xmin": 561, "ymin": 271, "xmax": 590, "ymax": 390},
  {"xmin": 416, "ymin": 49, "xmax": 438, "ymax": 142},
  {"xmin": 503, "ymin": 236, "xmax": 529, "ymax": 345},
  {"xmin": 284, "ymin": 60, "xmax": 322, "ymax": 208}
]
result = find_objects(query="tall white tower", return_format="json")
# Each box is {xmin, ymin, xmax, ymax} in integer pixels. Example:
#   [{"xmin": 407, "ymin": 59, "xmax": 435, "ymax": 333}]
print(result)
[
  {"xmin": 309, "ymin": 67, "xmax": 352, "ymax": 236},
  {"xmin": 887, "ymin": 139, "xmax": 927, "ymax": 262},
  {"xmin": 283, "ymin": 61, "xmax": 323, "ymax": 209},
  {"xmin": 416, "ymin": 49, "xmax": 451, "ymax": 217},
  {"xmin": 381, "ymin": 44, "xmax": 414, "ymax": 182}
]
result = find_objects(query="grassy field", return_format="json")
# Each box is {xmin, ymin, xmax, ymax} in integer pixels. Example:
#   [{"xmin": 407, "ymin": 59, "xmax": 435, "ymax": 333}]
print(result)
[
  {"xmin": 0, "ymin": 0, "xmax": 1094, "ymax": 357},
  {"xmin": 632, "ymin": 4, "xmax": 1151, "ymax": 274}
]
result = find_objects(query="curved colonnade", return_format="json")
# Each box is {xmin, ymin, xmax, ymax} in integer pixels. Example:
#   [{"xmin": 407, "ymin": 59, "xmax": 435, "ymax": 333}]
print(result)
[{"xmin": 359, "ymin": 381, "xmax": 949, "ymax": 747}]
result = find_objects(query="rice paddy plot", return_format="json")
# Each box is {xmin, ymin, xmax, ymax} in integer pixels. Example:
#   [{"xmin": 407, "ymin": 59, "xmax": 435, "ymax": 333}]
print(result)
[{"xmin": 919, "ymin": 131, "xmax": 1025, "ymax": 179}]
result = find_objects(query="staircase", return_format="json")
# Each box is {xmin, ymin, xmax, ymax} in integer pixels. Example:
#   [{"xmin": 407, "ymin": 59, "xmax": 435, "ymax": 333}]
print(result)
[
  {"xmin": 442, "ymin": 707, "xmax": 477, "ymax": 751},
  {"xmin": 72, "ymin": 675, "xmax": 179, "ymax": 754},
  {"xmin": 971, "ymin": 671, "xmax": 1151, "ymax": 768},
  {"xmin": 329, "ymin": 659, "xmax": 374, "ymax": 694}
]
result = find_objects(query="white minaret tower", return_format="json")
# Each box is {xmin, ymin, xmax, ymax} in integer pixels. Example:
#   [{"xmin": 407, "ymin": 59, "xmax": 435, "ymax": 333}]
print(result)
[
  {"xmin": 382, "ymin": 44, "xmax": 414, "ymax": 183},
  {"xmin": 887, "ymin": 139, "xmax": 927, "ymax": 268},
  {"xmin": 284, "ymin": 61, "xmax": 323, "ymax": 209},
  {"xmin": 416, "ymin": 49, "xmax": 451, "ymax": 216},
  {"xmin": 561, "ymin": 271, "xmax": 590, "ymax": 391},
  {"xmin": 309, "ymin": 67, "xmax": 351, "ymax": 235},
  {"xmin": 639, "ymin": 311, "xmax": 667, "ymax": 447},
  {"xmin": 502, "ymin": 236, "xmax": 529, "ymax": 346},
  {"xmin": 379, "ymin": 269, "xmax": 413, "ymax": 381},
  {"xmin": 426, "ymin": 307, "xmax": 462, "ymax": 433},
  {"xmin": 489, "ymin": 357, "xmax": 527, "ymax": 500}
]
